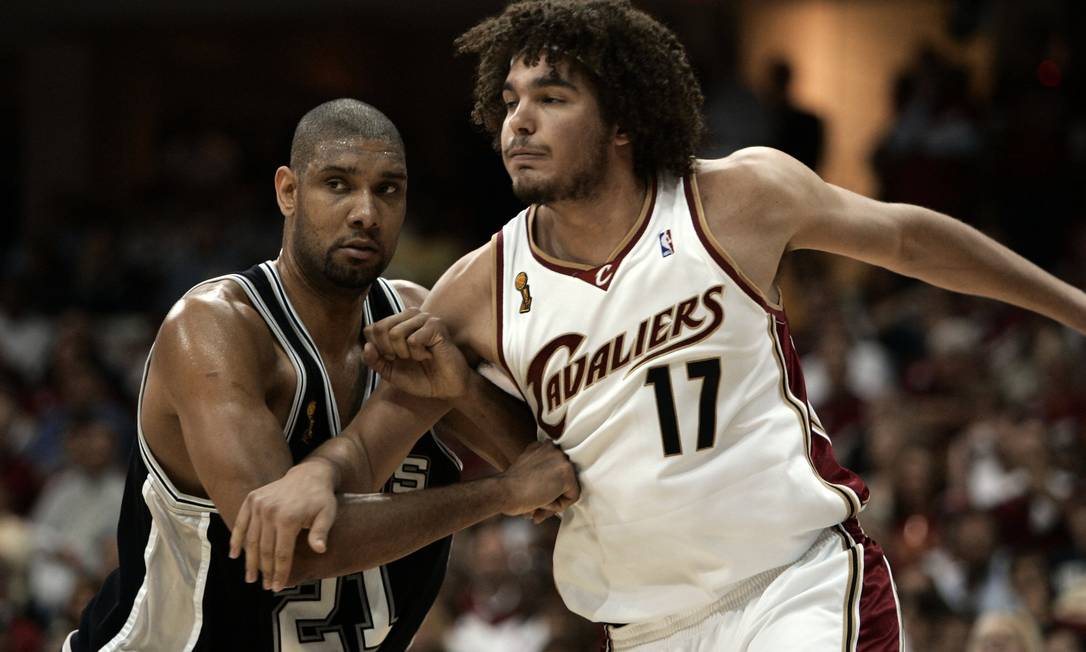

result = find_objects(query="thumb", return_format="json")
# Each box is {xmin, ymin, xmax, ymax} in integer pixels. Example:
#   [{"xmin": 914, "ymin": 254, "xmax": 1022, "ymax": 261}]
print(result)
[{"xmin": 307, "ymin": 502, "xmax": 337, "ymax": 554}]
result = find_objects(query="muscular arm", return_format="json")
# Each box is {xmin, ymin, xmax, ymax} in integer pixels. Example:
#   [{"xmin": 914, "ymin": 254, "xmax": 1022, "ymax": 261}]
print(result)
[
  {"xmin": 232, "ymin": 257, "xmax": 563, "ymax": 591},
  {"xmin": 153, "ymin": 289, "xmax": 296, "ymax": 528},
  {"xmin": 159, "ymin": 282, "xmax": 566, "ymax": 593},
  {"xmin": 700, "ymin": 148, "xmax": 1086, "ymax": 334}
]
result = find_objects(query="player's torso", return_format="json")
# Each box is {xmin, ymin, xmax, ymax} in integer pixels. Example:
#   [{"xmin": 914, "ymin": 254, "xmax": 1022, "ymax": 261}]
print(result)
[
  {"xmin": 74, "ymin": 262, "xmax": 460, "ymax": 652},
  {"xmin": 495, "ymin": 173, "xmax": 866, "ymax": 623}
]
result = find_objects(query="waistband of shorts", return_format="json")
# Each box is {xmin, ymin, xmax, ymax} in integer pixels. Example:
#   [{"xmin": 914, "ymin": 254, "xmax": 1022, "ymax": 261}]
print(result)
[{"xmin": 606, "ymin": 528, "xmax": 837, "ymax": 650}]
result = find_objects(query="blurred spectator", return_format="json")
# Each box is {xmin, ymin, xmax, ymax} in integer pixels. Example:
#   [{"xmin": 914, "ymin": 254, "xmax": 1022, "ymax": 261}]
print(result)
[
  {"xmin": 0, "ymin": 388, "xmax": 41, "ymax": 516},
  {"xmin": 966, "ymin": 611, "xmax": 1044, "ymax": 652},
  {"xmin": 443, "ymin": 519, "xmax": 556, "ymax": 652},
  {"xmin": 924, "ymin": 510, "xmax": 1018, "ymax": 615},
  {"xmin": 24, "ymin": 314, "xmax": 132, "ymax": 473},
  {"xmin": 0, "ymin": 277, "xmax": 55, "ymax": 383},
  {"xmin": 763, "ymin": 58, "xmax": 825, "ymax": 171},
  {"xmin": 873, "ymin": 45, "xmax": 982, "ymax": 220},
  {"xmin": 27, "ymin": 416, "xmax": 123, "ymax": 615}
]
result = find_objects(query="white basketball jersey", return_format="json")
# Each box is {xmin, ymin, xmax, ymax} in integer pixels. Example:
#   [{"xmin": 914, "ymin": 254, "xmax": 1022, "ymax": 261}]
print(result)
[{"xmin": 494, "ymin": 172, "xmax": 869, "ymax": 624}]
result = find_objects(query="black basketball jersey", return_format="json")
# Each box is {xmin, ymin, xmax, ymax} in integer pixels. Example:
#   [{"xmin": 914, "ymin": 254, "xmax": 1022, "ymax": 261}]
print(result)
[{"xmin": 69, "ymin": 262, "xmax": 461, "ymax": 652}]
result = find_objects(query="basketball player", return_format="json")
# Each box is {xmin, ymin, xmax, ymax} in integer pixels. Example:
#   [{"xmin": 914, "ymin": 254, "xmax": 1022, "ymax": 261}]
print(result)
[
  {"xmin": 66, "ymin": 99, "xmax": 579, "ymax": 652},
  {"xmin": 231, "ymin": 2, "xmax": 1086, "ymax": 650}
]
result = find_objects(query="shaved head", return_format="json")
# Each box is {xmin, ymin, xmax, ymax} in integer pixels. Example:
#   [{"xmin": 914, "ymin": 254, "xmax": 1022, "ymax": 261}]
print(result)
[{"xmin": 289, "ymin": 99, "xmax": 404, "ymax": 173}]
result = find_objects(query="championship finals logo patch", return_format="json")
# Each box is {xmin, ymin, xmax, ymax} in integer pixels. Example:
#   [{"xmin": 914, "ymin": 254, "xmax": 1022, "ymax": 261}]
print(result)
[
  {"xmin": 302, "ymin": 400, "xmax": 317, "ymax": 443},
  {"xmin": 659, "ymin": 229, "xmax": 674, "ymax": 257},
  {"xmin": 515, "ymin": 272, "xmax": 533, "ymax": 313}
]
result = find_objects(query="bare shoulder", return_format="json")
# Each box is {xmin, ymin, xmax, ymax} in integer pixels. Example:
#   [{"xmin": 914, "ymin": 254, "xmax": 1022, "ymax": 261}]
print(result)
[
  {"xmin": 695, "ymin": 147, "xmax": 832, "ymax": 246},
  {"xmin": 696, "ymin": 147, "xmax": 823, "ymax": 209},
  {"xmin": 155, "ymin": 279, "xmax": 275, "ymax": 378},
  {"xmin": 385, "ymin": 279, "xmax": 429, "ymax": 310},
  {"xmin": 688, "ymin": 148, "xmax": 832, "ymax": 297}
]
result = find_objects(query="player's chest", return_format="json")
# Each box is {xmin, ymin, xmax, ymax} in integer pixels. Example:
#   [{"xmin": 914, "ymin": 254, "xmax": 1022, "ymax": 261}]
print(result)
[{"xmin": 265, "ymin": 345, "xmax": 369, "ymax": 434}]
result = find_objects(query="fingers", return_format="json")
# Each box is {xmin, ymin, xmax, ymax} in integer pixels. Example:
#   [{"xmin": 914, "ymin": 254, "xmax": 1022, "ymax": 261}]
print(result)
[
  {"xmin": 362, "ymin": 342, "xmax": 392, "ymax": 377},
  {"xmin": 259, "ymin": 514, "xmax": 276, "ymax": 590},
  {"xmin": 270, "ymin": 523, "xmax": 297, "ymax": 593},
  {"xmin": 393, "ymin": 317, "xmax": 439, "ymax": 362},
  {"xmin": 229, "ymin": 497, "xmax": 252, "ymax": 559},
  {"xmin": 365, "ymin": 309, "xmax": 449, "ymax": 363},
  {"xmin": 308, "ymin": 502, "xmax": 336, "ymax": 555},
  {"xmin": 364, "ymin": 309, "xmax": 421, "ymax": 361},
  {"xmin": 244, "ymin": 505, "xmax": 262, "ymax": 584}
]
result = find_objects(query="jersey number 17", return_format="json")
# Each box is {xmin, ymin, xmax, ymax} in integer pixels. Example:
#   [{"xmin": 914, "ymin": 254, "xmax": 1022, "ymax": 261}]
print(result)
[{"xmin": 644, "ymin": 358, "xmax": 721, "ymax": 456}]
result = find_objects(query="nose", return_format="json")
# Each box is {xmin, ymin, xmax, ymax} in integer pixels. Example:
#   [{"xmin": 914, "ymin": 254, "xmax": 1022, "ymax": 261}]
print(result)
[
  {"xmin": 506, "ymin": 101, "xmax": 536, "ymax": 137},
  {"xmin": 347, "ymin": 189, "xmax": 379, "ymax": 230}
]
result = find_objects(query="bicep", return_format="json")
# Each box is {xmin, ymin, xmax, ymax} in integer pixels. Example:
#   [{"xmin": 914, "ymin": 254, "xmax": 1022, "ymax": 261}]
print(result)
[
  {"xmin": 173, "ymin": 390, "xmax": 292, "ymax": 527},
  {"xmin": 419, "ymin": 244, "xmax": 496, "ymax": 362},
  {"xmin": 784, "ymin": 172, "xmax": 907, "ymax": 271},
  {"xmin": 156, "ymin": 304, "xmax": 294, "ymax": 528}
]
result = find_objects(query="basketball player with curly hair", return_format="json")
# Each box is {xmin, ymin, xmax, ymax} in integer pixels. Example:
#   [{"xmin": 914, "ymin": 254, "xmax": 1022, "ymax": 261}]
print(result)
[{"xmin": 233, "ymin": 2, "xmax": 1086, "ymax": 650}]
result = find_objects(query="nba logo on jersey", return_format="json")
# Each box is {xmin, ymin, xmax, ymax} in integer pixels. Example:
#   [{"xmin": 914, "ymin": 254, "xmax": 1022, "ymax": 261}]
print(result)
[{"xmin": 659, "ymin": 229, "xmax": 674, "ymax": 257}]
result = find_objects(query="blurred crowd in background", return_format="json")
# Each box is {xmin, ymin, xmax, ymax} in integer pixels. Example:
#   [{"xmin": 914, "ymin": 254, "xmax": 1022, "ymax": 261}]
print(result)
[{"xmin": 2, "ymin": 1, "xmax": 1086, "ymax": 650}]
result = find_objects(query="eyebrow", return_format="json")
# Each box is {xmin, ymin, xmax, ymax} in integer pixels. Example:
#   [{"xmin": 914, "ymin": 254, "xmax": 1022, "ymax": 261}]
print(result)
[
  {"xmin": 503, "ymin": 73, "xmax": 579, "ymax": 93},
  {"xmin": 317, "ymin": 165, "xmax": 407, "ymax": 180}
]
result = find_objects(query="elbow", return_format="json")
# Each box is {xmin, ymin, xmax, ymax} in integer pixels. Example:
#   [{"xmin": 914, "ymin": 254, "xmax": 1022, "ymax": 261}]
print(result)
[{"xmin": 886, "ymin": 205, "xmax": 924, "ymax": 275}]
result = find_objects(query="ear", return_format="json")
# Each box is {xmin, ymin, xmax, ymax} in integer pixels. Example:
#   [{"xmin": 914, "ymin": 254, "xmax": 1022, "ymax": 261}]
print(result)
[{"xmin": 274, "ymin": 166, "xmax": 298, "ymax": 218}]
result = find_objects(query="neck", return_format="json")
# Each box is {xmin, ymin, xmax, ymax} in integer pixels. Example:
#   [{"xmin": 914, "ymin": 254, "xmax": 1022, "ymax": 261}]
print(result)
[
  {"xmin": 274, "ymin": 251, "xmax": 368, "ymax": 357},
  {"xmin": 534, "ymin": 165, "xmax": 647, "ymax": 267}
]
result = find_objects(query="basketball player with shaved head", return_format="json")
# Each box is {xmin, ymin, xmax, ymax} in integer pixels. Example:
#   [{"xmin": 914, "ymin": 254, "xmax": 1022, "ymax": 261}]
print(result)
[
  {"xmin": 233, "ymin": 2, "xmax": 1086, "ymax": 650},
  {"xmin": 66, "ymin": 99, "xmax": 578, "ymax": 652}
]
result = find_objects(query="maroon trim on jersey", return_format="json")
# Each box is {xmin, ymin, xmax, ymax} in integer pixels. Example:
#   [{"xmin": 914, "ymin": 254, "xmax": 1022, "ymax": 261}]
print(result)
[
  {"xmin": 684, "ymin": 175, "xmax": 786, "ymax": 316},
  {"xmin": 493, "ymin": 231, "xmax": 515, "ymax": 380},
  {"xmin": 841, "ymin": 520, "xmax": 903, "ymax": 652},
  {"xmin": 524, "ymin": 178, "xmax": 657, "ymax": 291},
  {"xmin": 774, "ymin": 315, "xmax": 870, "ymax": 511}
]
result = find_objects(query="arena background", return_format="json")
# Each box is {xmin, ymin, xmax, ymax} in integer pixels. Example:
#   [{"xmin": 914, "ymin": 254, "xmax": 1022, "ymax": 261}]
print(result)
[{"xmin": 2, "ymin": 1, "xmax": 1085, "ymax": 650}]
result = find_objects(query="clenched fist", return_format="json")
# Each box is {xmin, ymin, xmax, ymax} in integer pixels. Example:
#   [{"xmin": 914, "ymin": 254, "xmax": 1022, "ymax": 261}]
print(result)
[
  {"xmin": 363, "ymin": 308, "xmax": 470, "ymax": 399},
  {"xmin": 497, "ymin": 441, "xmax": 580, "ymax": 518}
]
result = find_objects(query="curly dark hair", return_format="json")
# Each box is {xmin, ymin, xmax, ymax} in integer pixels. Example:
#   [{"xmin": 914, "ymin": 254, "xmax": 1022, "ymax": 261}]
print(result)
[{"xmin": 455, "ymin": 0, "xmax": 705, "ymax": 179}]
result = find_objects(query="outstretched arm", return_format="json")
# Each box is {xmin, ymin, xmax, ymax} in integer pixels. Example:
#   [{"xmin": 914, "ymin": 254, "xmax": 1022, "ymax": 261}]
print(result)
[{"xmin": 706, "ymin": 148, "xmax": 1086, "ymax": 334}]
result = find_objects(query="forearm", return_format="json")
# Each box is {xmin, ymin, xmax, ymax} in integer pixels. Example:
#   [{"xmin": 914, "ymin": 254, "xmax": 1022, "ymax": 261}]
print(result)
[
  {"xmin": 449, "ymin": 369, "xmax": 536, "ymax": 470},
  {"xmin": 308, "ymin": 387, "xmax": 453, "ymax": 494},
  {"xmin": 896, "ymin": 206, "xmax": 1086, "ymax": 333},
  {"xmin": 288, "ymin": 476, "xmax": 507, "ymax": 583}
]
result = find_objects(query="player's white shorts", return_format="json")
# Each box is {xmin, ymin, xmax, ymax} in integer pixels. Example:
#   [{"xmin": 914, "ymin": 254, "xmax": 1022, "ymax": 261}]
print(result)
[{"xmin": 604, "ymin": 520, "xmax": 903, "ymax": 651}]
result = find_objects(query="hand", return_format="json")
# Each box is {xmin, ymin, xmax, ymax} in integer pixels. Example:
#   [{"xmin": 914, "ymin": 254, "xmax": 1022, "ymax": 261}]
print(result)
[
  {"xmin": 498, "ymin": 441, "xmax": 580, "ymax": 517},
  {"xmin": 525, "ymin": 506, "xmax": 564, "ymax": 525},
  {"xmin": 229, "ymin": 461, "xmax": 338, "ymax": 592},
  {"xmin": 363, "ymin": 308, "xmax": 470, "ymax": 399}
]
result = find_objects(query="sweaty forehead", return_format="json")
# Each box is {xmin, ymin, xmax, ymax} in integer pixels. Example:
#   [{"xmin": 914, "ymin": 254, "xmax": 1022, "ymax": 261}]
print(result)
[{"xmin": 308, "ymin": 137, "xmax": 406, "ymax": 172}]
